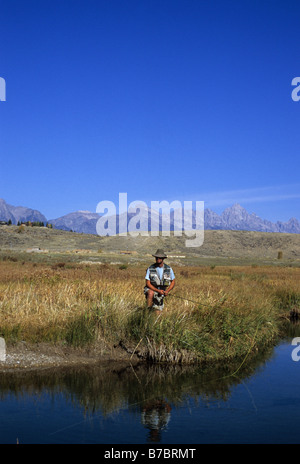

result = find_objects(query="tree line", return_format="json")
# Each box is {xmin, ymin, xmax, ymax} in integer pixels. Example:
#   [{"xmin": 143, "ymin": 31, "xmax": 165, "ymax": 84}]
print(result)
[{"xmin": 0, "ymin": 219, "xmax": 53, "ymax": 228}]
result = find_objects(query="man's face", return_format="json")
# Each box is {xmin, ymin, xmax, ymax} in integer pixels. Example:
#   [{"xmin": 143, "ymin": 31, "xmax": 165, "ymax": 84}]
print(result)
[{"xmin": 155, "ymin": 257, "xmax": 164, "ymax": 266}]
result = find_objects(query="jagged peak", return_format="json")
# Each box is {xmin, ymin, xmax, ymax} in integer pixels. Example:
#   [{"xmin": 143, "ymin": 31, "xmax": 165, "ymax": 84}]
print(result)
[{"xmin": 1, "ymin": 198, "xmax": 299, "ymax": 234}]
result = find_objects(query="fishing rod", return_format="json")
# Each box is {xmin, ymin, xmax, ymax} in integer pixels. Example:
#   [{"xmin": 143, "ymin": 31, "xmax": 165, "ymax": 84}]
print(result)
[{"xmin": 167, "ymin": 292, "xmax": 226, "ymax": 308}]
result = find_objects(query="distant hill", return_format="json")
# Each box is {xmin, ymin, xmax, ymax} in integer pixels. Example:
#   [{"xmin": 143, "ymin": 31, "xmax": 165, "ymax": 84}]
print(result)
[
  {"xmin": 0, "ymin": 198, "xmax": 47, "ymax": 225},
  {"xmin": 49, "ymin": 210, "xmax": 100, "ymax": 233},
  {"xmin": 0, "ymin": 224, "xmax": 299, "ymax": 265},
  {"xmin": 1, "ymin": 198, "xmax": 300, "ymax": 235},
  {"xmin": 50, "ymin": 202, "xmax": 300, "ymax": 235},
  {"xmin": 204, "ymin": 203, "xmax": 300, "ymax": 233}
]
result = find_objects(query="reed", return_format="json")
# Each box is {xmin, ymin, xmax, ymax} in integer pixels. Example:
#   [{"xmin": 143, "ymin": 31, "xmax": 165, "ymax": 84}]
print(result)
[{"xmin": 0, "ymin": 260, "xmax": 299, "ymax": 363}]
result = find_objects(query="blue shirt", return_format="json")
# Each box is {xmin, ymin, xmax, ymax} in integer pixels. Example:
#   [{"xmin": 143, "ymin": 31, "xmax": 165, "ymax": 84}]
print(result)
[{"xmin": 145, "ymin": 265, "xmax": 175, "ymax": 281}]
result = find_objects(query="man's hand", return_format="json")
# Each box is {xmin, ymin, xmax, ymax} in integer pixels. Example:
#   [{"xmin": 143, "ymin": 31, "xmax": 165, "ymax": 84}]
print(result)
[{"xmin": 163, "ymin": 280, "xmax": 175, "ymax": 296}]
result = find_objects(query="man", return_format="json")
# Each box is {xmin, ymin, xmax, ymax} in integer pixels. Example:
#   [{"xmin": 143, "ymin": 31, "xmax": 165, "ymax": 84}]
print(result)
[{"xmin": 144, "ymin": 249, "xmax": 175, "ymax": 312}]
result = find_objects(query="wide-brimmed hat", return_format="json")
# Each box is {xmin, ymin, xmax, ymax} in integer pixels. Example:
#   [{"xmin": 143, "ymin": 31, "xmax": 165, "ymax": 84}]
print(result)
[{"xmin": 152, "ymin": 249, "xmax": 168, "ymax": 258}]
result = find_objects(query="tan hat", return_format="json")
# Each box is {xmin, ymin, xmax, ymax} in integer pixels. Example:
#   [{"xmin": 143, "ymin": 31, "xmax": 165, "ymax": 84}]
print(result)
[{"xmin": 152, "ymin": 249, "xmax": 168, "ymax": 258}]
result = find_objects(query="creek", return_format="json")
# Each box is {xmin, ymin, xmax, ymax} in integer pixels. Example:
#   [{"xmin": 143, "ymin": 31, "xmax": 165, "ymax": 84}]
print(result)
[{"xmin": 1, "ymin": 324, "xmax": 300, "ymax": 444}]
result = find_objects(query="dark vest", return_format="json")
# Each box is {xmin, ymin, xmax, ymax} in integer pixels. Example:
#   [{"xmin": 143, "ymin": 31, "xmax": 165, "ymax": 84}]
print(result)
[{"xmin": 147, "ymin": 264, "xmax": 172, "ymax": 289}]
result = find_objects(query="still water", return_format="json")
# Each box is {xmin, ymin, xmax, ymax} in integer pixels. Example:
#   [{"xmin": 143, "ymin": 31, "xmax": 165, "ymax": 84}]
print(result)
[{"xmin": 1, "ymin": 330, "xmax": 300, "ymax": 444}]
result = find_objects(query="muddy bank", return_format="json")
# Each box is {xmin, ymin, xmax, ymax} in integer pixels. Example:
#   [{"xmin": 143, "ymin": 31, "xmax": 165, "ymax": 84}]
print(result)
[{"xmin": 0, "ymin": 341, "xmax": 140, "ymax": 372}]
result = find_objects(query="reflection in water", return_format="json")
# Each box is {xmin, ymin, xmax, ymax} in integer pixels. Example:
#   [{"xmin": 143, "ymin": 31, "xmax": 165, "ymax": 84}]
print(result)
[
  {"xmin": 141, "ymin": 399, "xmax": 171, "ymax": 443},
  {"xmin": 0, "ymin": 336, "xmax": 280, "ymax": 444},
  {"xmin": 2, "ymin": 321, "xmax": 300, "ymax": 443}
]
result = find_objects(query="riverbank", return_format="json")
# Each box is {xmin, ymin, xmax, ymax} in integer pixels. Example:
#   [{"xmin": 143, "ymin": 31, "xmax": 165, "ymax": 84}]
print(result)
[
  {"xmin": 0, "ymin": 340, "xmax": 142, "ymax": 372},
  {"xmin": 0, "ymin": 260, "xmax": 299, "ymax": 367}
]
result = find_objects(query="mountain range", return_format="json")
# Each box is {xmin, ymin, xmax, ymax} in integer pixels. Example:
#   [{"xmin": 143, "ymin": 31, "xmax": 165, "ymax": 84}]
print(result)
[
  {"xmin": 0, "ymin": 198, "xmax": 47, "ymax": 225},
  {"xmin": 0, "ymin": 198, "xmax": 299, "ymax": 235}
]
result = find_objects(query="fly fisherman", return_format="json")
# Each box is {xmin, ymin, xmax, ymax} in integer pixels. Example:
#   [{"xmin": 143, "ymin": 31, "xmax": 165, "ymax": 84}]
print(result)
[{"xmin": 144, "ymin": 249, "xmax": 175, "ymax": 312}]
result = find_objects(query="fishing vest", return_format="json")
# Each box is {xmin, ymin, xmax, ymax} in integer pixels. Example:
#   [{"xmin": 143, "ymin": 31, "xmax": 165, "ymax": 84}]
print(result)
[{"xmin": 147, "ymin": 264, "xmax": 172, "ymax": 289}]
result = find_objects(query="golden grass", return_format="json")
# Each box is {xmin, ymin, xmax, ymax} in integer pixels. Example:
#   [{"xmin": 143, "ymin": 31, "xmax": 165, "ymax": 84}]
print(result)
[{"xmin": 0, "ymin": 260, "xmax": 299, "ymax": 362}]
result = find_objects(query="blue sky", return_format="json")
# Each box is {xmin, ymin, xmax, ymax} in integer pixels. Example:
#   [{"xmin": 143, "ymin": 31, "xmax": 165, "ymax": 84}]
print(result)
[{"xmin": 0, "ymin": 0, "xmax": 299, "ymax": 222}]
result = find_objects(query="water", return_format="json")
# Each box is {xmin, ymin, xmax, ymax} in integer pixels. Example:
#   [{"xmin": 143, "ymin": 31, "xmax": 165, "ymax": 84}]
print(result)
[{"xmin": 1, "ymin": 332, "xmax": 300, "ymax": 444}]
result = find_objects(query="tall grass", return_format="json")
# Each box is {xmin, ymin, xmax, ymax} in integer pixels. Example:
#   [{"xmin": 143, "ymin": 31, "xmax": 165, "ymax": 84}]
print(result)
[{"xmin": 0, "ymin": 260, "xmax": 299, "ymax": 363}]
